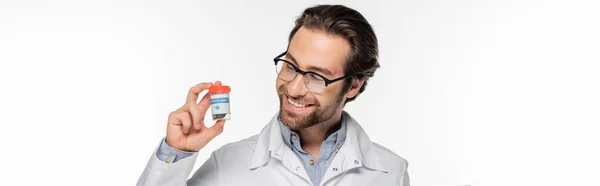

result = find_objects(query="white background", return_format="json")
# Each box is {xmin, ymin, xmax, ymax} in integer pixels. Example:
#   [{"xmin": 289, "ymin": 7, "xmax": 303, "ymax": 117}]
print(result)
[{"xmin": 1, "ymin": 0, "xmax": 599, "ymax": 185}]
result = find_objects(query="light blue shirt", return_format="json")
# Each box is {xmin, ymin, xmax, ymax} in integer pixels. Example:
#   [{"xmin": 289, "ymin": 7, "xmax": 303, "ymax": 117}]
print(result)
[
  {"xmin": 155, "ymin": 117, "xmax": 347, "ymax": 186},
  {"xmin": 278, "ymin": 119, "xmax": 346, "ymax": 186}
]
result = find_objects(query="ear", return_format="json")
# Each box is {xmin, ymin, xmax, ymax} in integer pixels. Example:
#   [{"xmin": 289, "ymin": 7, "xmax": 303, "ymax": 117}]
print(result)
[{"xmin": 345, "ymin": 78, "xmax": 364, "ymax": 100}]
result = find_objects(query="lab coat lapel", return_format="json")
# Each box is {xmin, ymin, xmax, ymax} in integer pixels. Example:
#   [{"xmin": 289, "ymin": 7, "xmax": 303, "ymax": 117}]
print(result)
[
  {"xmin": 249, "ymin": 112, "xmax": 312, "ymax": 182},
  {"xmin": 320, "ymin": 111, "xmax": 388, "ymax": 186}
]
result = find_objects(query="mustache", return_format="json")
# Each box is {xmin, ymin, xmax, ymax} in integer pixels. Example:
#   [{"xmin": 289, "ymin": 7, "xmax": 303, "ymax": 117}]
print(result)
[{"xmin": 278, "ymin": 86, "xmax": 318, "ymax": 105}]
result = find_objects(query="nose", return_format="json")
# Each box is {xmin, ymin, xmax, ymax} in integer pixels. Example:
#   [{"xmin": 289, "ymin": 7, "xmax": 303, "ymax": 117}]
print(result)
[{"xmin": 286, "ymin": 74, "xmax": 309, "ymax": 98}]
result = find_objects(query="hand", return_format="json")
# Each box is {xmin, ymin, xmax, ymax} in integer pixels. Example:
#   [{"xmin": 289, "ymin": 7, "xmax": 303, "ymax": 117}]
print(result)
[{"xmin": 166, "ymin": 81, "xmax": 226, "ymax": 152}]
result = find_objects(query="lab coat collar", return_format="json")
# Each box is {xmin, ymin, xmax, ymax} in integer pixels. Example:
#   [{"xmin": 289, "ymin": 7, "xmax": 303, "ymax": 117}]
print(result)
[{"xmin": 249, "ymin": 111, "xmax": 388, "ymax": 172}]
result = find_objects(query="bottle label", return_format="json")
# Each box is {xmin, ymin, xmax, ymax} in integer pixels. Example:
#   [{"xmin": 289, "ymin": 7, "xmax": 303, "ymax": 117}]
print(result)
[{"xmin": 210, "ymin": 93, "xmax": 230, "ymax": 115}]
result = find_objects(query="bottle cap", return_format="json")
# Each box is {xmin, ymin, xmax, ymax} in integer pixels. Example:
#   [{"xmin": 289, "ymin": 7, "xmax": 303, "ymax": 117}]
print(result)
[{"xmin": 209, "ymin": 85, "xmax": 231, "ymax": 94}]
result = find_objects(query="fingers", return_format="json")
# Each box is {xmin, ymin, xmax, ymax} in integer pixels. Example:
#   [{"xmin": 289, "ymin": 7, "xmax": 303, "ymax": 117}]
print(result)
[
  {"xmin": 197, "ymin": 92, "xmax": 212, "ymax": 117},
  {"xmin": 185, "ymin": 102, "xmax": 203, "ymax": 130},
  {"xmin": 172, "ymin": 111, "xmax": 192, "ymax": 134},
  {"xmin": 186, "ymin": 82, "xmax": 213, "ymax": 104},
  {"xmin": 176, "ymin": 81, "xmax": 224, "ymax": 135}
]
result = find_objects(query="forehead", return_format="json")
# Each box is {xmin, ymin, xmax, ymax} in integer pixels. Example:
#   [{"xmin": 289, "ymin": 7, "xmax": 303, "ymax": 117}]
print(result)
[{"xmin": 287, "ymin": 26, "xmax": 351, "ymax": 78}]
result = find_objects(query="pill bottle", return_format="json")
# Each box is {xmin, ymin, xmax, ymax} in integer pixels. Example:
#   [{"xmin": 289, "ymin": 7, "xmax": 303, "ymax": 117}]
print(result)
[{"xmin": 208, "ymin": 85, "xmax": 231, "ymax": 120}]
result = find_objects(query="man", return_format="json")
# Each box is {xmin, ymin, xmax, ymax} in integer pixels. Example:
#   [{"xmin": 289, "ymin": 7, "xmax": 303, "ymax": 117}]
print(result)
[{"xmin": 138, "ymin": 4, "xmax": 409, "ymax": 186}]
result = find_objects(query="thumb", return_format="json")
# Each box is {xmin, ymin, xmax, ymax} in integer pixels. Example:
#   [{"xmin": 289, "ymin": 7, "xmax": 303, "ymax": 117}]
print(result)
[{"xmin": 204, "ymin": 120, "xmax": 226, "ymax": 141}]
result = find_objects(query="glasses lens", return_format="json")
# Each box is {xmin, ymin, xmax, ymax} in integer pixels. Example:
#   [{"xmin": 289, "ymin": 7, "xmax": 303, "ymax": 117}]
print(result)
[
  {"xmin": 305, "ymin": 73, "xmax": 326, "ymax": 93},
  {"xmin": 276, "ymin": 61, "xmax": 297, "ymax": 81}
]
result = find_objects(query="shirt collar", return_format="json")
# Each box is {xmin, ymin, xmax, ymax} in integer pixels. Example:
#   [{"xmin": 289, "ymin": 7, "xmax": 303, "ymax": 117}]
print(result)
[
  {"xmin": 249, "ymin": 111, "xmax": 387, "ymax": 172},
  {"xmin": 279, "ymin": 121, "xmax": 294, "ymax": 149}
]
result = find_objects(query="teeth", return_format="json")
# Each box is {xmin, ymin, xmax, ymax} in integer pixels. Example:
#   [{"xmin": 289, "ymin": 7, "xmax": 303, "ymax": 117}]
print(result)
[{"xmin": 287, "ymin": 98, "xmax": 307, "ymax": 108}]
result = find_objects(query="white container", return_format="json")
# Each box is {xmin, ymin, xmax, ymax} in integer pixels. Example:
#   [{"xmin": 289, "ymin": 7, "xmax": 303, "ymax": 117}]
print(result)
[{"xmin": 208, "ymin": 85, "xmax": 231, "ymax": 120}]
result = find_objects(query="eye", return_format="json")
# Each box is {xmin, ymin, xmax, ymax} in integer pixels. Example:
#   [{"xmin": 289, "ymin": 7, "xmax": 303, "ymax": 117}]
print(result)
[
  {"xmin": 307, "ymin": 73, "xmax": 324, "ymax": 82},
  {"xmin": 285, "ymin": 63, "xmax": 295, "ymax": 72}
]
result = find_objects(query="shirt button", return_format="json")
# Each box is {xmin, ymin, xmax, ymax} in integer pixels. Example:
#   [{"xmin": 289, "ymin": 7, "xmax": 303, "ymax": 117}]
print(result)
[
  {"xmin": 292, "ymin": 134, "xmax": 298, "ymax": 140},
  {"xmin": 336, "ymin": 144, "xmax": 340, "ymax": 149},
  {"xmin": 296, "ymin": 166, "xmax": 300, "ymax": 171},
  {"xmin": 332, "ymin": 167, "xmax": 338, "ymax": 171},
  {"xmin": 166, "ymin": 158, "xmax": 171, "ymax": 163},
  {"xmin": 309, "ymin": 160, "xmax": 314, "ymax": 165},
  {"xmin": 354, "ymin": 160, "xmax": 360, "ymax": 164}
]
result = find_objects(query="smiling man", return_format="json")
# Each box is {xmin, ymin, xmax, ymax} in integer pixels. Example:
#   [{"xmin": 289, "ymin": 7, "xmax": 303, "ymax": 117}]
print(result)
[{"xmin": 138, "ymin": 4, "xmax": 409, "ymax": 186}]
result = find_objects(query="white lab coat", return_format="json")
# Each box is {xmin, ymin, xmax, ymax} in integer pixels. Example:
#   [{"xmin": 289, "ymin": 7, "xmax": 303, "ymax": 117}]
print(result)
[{"xmin": 137, "ymin": 112, "xmax": 410, "ymax": 186}]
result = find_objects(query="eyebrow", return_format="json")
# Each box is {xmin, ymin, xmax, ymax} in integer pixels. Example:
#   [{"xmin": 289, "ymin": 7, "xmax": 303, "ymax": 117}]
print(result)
[{"xmin": 286, "ymin": 52, "xmax": 334, "ymax": 77}]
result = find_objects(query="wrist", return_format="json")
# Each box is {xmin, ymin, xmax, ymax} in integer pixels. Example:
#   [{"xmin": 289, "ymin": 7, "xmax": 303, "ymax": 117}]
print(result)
[{"xmin": 165, "ymin": 139, "xmax": 197, "ymax": 152}]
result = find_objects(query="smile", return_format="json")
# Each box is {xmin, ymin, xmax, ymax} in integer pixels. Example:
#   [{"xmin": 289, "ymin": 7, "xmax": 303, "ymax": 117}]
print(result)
[
  {"xmin": 288, "ymin": 97, "xmax": 308, "ymax": 108},
  {"xmin": 284, "ymin": 95, "xmax": 315, "ymax": 111}
]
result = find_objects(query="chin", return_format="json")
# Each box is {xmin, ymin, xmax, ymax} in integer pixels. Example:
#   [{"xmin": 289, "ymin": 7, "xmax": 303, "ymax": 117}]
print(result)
[{"xmin": 279, "ymin": 108, "xmax": 311, "ymax": 129}]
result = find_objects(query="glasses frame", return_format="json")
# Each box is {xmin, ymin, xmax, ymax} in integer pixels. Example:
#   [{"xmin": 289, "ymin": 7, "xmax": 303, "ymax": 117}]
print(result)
[{"xmin": 273, "ymin": 51, "xmax": 356, "ymax": 89}]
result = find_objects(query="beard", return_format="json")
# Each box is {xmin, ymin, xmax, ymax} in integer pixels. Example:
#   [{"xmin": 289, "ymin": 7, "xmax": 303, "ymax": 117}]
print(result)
[{"xmin": 277, "ymin": 85, "xmax": 346, "ymax": 130}]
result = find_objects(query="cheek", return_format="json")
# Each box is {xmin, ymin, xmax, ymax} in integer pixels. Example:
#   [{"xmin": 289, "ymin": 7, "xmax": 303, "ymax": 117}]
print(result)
[
  {"xmin": 322, "ymin": 83, "xmax": 344, "ymax": 95},
  {"xmin": 319, "ymin": 85, "xmax": 347, "ymax": 104},
  {"xmin": 275, "ymin": 79, "xmax": 285, "ymax": 91},
  {"xmin": 276, "ymin": 79, "xmax": 292, "ymax": 96},
  {"xmin": 314, "ymin": 91, "xmax": 338, "ymax": 105}
]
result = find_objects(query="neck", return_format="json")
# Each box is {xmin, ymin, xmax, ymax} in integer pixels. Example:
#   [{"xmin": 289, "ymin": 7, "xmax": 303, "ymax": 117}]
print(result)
[{"xmin": 295, "ymin": 110, "xmax": 343, "ymax": 150}]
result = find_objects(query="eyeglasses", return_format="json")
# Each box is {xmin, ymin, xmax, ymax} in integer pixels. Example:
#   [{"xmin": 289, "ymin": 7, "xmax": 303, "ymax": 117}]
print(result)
[{"xmin": 273, "ymin": 51, "xmax": 355, "ymax": 93}]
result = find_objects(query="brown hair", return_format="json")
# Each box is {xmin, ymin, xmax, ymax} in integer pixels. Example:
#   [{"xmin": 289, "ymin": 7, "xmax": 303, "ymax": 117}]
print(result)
[{"xmin": 288, "ymin": 4, "xmax": 380, "ymax": 103}]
